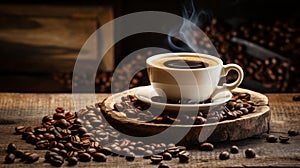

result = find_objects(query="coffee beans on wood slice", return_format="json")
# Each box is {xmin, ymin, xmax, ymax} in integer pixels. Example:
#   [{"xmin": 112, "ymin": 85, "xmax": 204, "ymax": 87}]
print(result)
[
  {"xmin": 5, "ymin": 153, "xmax": 15, "ymax": 164},
  {"xmin": 279, "ymin": 136, "xmax": 290, "ymax": 143},
  {"xmin": 219, "ymin": 151, "xmax": 230, "ymax": 160},
  {"xmin": 178, "ymin": 150, "xmax": 190, "ymax": 163},
  {"xmin": 93, "ymin": 152, "xmax": 107, "ymax": 162},
  {"xmin": 199, "ymin": 142, "xmax": 214, "ymax": 151},
  {"xmin": 288, "ymin": 129, "xmax": 299, "ymax": 136},
  {"xmin": 151, "ymin": 155, "xmax": 163, "ymax": 164},
  {"xmin": 266, "ymin": 135, "xmax": 277, "ymax": 143},
  {"xmin": 7, "ymin": 143, "xmax": 17, "ymax": 153},
  {"xmin": 245, "ymin": 148, "xmax": 256, "ymax": 158},
  {"xmin": 230, "ymin": 145, "xmax": 239, "ymax": 154}
]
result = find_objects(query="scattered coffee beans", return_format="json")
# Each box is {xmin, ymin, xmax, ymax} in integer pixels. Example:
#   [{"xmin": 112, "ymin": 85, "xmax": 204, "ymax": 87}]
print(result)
[
  {"xmin": 219, "ymin": 151, "xmax": 230, "ymax": 160},
  {"xmin": 5, "ymin": 153, "xmax": 15, "ymax": 164},
  {"xmin": 230, "ymin": 145, "xmax": 239, "ymax": 154},
  {"xmin": 199, "ymin": 142, "xmax": 214, "ymax": 151},
  {"xmin": 178, "ymin": 150, "xmax": 190, "ymax": 163},
  {"xmin": 266, "ymin": 135, "xmax": 277, "ymax": 143},
  {"xmin": 150, "ymin": 155, "xmax": 163, "ymax": 164},
  {"xmin": 245, "ymin": 148, "xmax": 256, "ymax": 158},
  {"xmin": 7, "ymin": 143, "xmax": 17, "ymax": 153},
  {"xmin": 158, "ymin": 163, "xmax": 170, "ymax": 168},
  {"xmin": 279, "ymin": 136, "xmax": 290, "ymax": 143},
  {"xmin": 93, "ymin": 152, "xmax": 107, "ymax": 162},
  {"xmin": 288, "ymin": 129, "xmax": 299, "ymax": 136}
]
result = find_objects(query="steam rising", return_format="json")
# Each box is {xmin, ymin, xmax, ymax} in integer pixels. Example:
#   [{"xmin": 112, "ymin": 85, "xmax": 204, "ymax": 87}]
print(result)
[{"xmin": 168, "ymin": 0, "xmax": 219, "ymax": 57}]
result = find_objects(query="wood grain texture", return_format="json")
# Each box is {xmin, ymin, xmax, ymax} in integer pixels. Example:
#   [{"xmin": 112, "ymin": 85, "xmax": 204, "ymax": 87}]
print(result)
[{"xmin": 0, "ymin": 91, "xmax": 299, "ymax": 167}]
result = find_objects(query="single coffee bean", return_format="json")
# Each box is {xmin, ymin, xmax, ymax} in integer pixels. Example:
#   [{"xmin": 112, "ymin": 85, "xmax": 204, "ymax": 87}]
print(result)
[
  {"xmin": 279, "ymin": 136, "xmax": 290, "ymax": 143},
  {"xmin": 292, "ymin": 95, "xmax": 300, "ymax": 101},
  {"xmin": 288, "ymin": 129, "xmax": 299, "ymax": 136},
  {"xmin": 56, "ymin": 107, "xmax": 65, "ymax": 113},
  {"xmin": 45, "ymin": 151, "xmax": 58, "ymax": 162},
  {"xmin": 143, "ymin": 150, "xmax": 153, "ymax": 159},
  {"xmin": 219, "ymin": 151, "xmax": 230, "ymax": 160},
  {"xmin": 178, "ymin": 150, "xmax": 190, "ymax": 163},
  {"xmin": 93, "ymin": 152, "xmax": 107, "ymax": 162},
  {"xmin": 162, "ymin": 152, "xmax": 172, "ymax": 160},
  {"xmin": 50, "ymin": 155, "xmax": 64, "ymax": 167},
  {"xmin": 99, "ymin": 147, "xmax": 112, "ymax": 155},
  {"xmin": 13, "ymin": 149, "xmax": 24, "ymax": 158},
  {"xmin": 158, "ymin": 163, "xmax": 170, "ymax": 168},
  {"xmin": 150, "ymin": 155, "xmax": 163, "ymax": 164},
  {"xmin": 15, "ymin": 126, "xmax": 25, "ymax": 134},
  {"xmin": 7, "ymin": 143, "xmax": 17, "ymax": 153},
  {"xmin": 199, "ymin": 142, "xmax": 214, "ymax": 151},
  {"xmin": 59, "ymin": 149, "xmax": 68, "ymax": 158},
  {"xmin": 230, "ymin": 145, "xmax": 239, "ymax": 154},
  {"xmin": 78, "ymin": 153, "xmax": 91, "ymax": 162},
  {"xmin": 266, "ymin": 135, "xmax": 277, "ymax": 143},
  {"xmin": 42, "ymin": 115, "xmax": 52, "ymax": 123},
  {"xmin": 245, "ymin": 148, "xmax": 256, "ymax": 158},
  {"xmin": 68, "ymin": 156, "xmax": 78, "ymax": 166},
  {"xmin": 36, "ymin": 140, "xmax": 50, "ymax": 149},
  {"xmin": 53, "ymin": 113, "xmax": 65, "ymax": 120},
  {"xmin": 5, "ymin": 153, "xmax": 15, "ymax": 164},
  {"xmin": 25, "ymin": 153, "xmax": 40, "ymax": 163},
  {"xmin": 125, "ymin": 152, "xmax": 135, "ymax": 161},
  {"xmin": 167, "ymin": 146, "xmax": 180, "ymax": 157}
]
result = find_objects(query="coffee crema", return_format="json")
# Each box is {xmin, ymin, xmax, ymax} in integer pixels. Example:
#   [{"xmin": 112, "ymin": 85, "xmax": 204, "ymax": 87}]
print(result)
[{"xmin": 151, "ymin": 55, "xmax": 218, "ymax": 69}]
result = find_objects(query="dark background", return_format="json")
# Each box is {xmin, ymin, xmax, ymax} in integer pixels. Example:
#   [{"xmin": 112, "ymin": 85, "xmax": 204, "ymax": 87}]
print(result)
[{"xmin": 0, "ymin": 0, "xmax": 299, "ymax": 93}]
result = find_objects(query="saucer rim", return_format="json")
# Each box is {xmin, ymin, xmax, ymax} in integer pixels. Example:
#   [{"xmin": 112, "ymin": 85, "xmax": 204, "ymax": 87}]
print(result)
[{"xmin": 134, "ymin": 85, "xmax": 232, "ymax": 108}]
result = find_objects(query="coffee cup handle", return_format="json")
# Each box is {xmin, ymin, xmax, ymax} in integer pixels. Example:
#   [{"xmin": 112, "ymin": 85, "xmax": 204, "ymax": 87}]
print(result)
[{"xmin": 210, "ymin": 64, "xmax": 244, "ymax": 98}]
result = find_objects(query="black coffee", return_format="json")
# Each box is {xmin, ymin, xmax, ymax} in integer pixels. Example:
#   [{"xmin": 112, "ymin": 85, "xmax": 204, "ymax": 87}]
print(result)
[{"xmin": 164, "ymin": 59, "xmax": 208, "ymax": 69}]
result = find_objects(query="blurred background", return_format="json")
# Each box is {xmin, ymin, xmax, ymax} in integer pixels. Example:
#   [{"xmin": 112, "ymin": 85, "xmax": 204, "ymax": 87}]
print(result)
[{"xmin": 0, "ymin": 0, "xmax": 299, "ymax": 93}]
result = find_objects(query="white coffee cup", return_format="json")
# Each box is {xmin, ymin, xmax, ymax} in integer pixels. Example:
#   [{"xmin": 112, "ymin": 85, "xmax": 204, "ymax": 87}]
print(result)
[{"xmin": 146, "ymin": 52, "xmax": 244, "ymax": 102}]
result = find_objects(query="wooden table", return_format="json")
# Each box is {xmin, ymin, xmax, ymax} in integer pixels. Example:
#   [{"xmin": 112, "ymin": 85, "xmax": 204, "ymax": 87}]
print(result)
[{"xmin": 0, "ymin": 92, "xmax": 299, "ymax": 167}]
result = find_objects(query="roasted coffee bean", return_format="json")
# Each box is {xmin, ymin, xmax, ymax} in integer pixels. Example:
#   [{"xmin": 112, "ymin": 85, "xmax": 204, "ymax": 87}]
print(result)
[
  {"xmin": 25, "ymin": 153, "xmax": 40, "ymax": 163},
  {"xmin": 143, "ymin": 150, "xmax": 153, "ymax": 159},
  {"xmin": 151, "ymin": 155, "xmax": 163, "ymax": 164},
  {"xmin": 45, "ymin": 151, "xmax": 58, "ymax": 162},
  {"xmin": 219, "ymin": 151, "xmax": 230, "ymax": 160},
  {"xmin": 199, "ymin": 142, "xmax": 214, "ymax": 151},
  {"xmin": 42, "ymin": 116, "xmax": 53, "ymax": 123},
  {"xmin": 178, "ymin": 150, "xmax": 190, "ymax": 163},
  {"xmin": 68, "ymin": 156, "xmax": 78, "ymax": 166},
  {"xmin": 50, "ymin": 155, "xmax": 64, "ymax": 167},
  {"xmin": 59, "ymin": 149, "xmax": 68, "ymax": 158},
  {"xmin": 7, "ymin": 143, "xmax": 17, "ymax": 153},
  {"xmin": 15, "ymin": 126, "xmax": 25, "ymax": 134},
  {"xmin": 50, "ymin": 147, "xmax": 60, "ymax": 153},
  {"xmin": 167, "ymin": 146, "xmax": 180, "ymax": 157},
  {"xmin": 36, "ymin": 140, "xmax": 50, "ymax": 149},
  {"xmin": 230, "ymin": 145, "xmax": 239, "ymax": 154},
  {"xmin": 78, "ymin": 153, "xmax": 91, "ymax": 162},
  {"xmin": 55, "ymin": 119, "xmax": 70, "ymax": 129},
  {"xmin": 93, "ymin": 152, "xmax": 107, "ymax": 162},
  {"xmin": 53, "ymin": 113, "xmax": 65, "ymax": 120},
  {"xmin": 162, "ymin": 152, "xmax": 172, "ymax": 160},
  {"xmin": 158, "ymin": 163, "xmax": 170, "ymax": 168},
  {"xmin": 292, "ymin": 95, "xmax": 300, "ymax": 101},
  {"xmin": 266, "ymin": 135, "xmax": 277, "ymax": 143},
  {"xmin": 99, "ymin": 147, "xmax": 112, "ymax": 155},
  {"xmin": 13, "ymin": 149, "xmax": 24, "ymax": 158},
  {"xmin": 288, "ymin": 129, "xmax": 299, "ymax": 136},
  {"xmin": 125, "ymin": 152, "xmax": 135, "ymax": 161},
  {"xmin": 5, "ymin": 153, "xmax": 15, "ymax": 164},
  {"xmin": 279, "ymin": 136, "xmax": 290, "ymax": 143},
  {"xmin": 245, "ymin": 148, "xmax": 256, "ymax": 158},
  {"xmin": 56, "ymin": 107, "xmax": 65, "ymax": 113}
]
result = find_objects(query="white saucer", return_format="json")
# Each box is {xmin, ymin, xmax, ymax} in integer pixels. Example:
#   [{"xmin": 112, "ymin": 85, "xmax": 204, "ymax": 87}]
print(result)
[{"xmin": 134, "ymin": 85, "xmax": 232, "ymax": 112}]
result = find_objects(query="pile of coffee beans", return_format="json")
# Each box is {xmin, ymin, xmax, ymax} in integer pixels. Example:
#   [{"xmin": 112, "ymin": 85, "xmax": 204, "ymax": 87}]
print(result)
[
  {"xmin": 5, "ymin": 106, "xmax": 195, "ymax": 167},
  {"xmin": 113, "ymin": 92, "xmax": 256, "ymax": 124}
]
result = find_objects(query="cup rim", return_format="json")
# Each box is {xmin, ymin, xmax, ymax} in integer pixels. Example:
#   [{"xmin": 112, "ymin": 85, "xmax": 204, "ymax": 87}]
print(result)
[{"xmin": 146, "ymin": 52, "xmax": 222, "ymax": 71}]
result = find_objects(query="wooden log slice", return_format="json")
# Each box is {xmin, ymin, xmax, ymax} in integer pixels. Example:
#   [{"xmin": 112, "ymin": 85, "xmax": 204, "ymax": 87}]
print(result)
[{"xmin": 100, "ymin": 87, "xmax": 270, "ymax": 145}]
